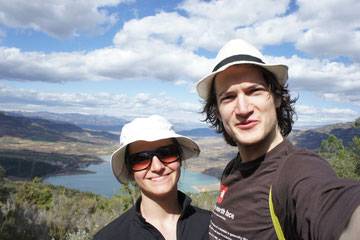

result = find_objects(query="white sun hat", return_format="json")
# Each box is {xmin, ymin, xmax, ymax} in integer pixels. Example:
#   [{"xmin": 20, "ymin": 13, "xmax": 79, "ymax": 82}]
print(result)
[
  {"xmin": 111, "ymin": 115, "xmax": 200, "ymax": 184},
  {"xmin": 196, "ymin": 39, "xmax": 289, "ymax": 99}
]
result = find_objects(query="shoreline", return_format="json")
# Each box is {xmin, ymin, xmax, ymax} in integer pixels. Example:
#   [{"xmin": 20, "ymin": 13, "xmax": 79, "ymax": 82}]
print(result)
[
  {"xmin": 41, "ymin": 159, "xmax": 105, "ymax": 181},
  {"xmin": 41, "ymin": 159, "xmax": 221, "ymax": 194},
  {"xmin": 192, "ymin": 183, "xmax": 220, "ymax": 192},
  {"xmin": 42, "ymin": 169, "xmax": 97, "ymax": 180}
]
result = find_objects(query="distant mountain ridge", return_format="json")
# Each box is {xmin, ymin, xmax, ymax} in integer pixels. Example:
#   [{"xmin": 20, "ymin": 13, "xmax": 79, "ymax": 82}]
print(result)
[
  {"xmin": 178, "ymin": 128, "xmax": 220, "ymax": 137},
  {"xmin": 5, "ymin": 110, "xmax": 208, "ymax": 132},
  {"xmin": 7, "ymin": 111, "xmax": 129, "ymax": 133},
  {"xmin": 0, "ymin": 112, "xmax": 119, "ymax": 142},
  {"xmin": 0, "ymin": 112, "xmax": 119, "ymax": 179},
  {"xmin": 3, "ymin": 110, "xmax": 359, "ymax": 152},
  {"xmin": 1, "ymin": 110, "xmax": 359, "ymax": 181},
  {"xmin": 287, "ymin": 121, "xmax": 360, "ymax": 152}
]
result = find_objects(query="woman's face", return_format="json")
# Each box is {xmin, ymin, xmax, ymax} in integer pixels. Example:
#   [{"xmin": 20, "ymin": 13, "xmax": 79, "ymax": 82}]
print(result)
[{"xmin": 128, "ymin": 138, "xmax": 181, "ymax": 198}]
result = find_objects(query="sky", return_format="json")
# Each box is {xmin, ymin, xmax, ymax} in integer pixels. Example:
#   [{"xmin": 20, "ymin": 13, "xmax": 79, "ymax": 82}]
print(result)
[{"xmin": 0, "ymin": 0, "xmax": 359, "ymax": 128}]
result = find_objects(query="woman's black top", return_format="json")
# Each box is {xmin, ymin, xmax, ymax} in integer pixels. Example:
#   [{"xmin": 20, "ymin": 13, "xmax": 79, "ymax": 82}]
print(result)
[{"xmin": 93, "ymin": 191, "xmax": 211, "ymax": 240}]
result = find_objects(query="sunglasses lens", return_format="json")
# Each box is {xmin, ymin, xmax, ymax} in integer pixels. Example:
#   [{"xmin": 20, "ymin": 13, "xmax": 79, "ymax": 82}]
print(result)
[
  {"xmin": 128, "ymin": 144, "xmax": 181, "ymax": 171},
  {"xmin": 130, "ymin": 153, "xmax": 152, "ymax": 171},
  {"xmin": 157, "ymin": 145, "xmax": 180, "ymax": 163}
]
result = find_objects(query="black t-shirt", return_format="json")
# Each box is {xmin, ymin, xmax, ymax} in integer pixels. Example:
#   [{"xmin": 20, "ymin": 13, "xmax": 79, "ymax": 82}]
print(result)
[
  {"xmin": 209, "ymin": 139, "xmax": 360, "ymax": 240},
  {"xmin": 93, "ymin": 191, "xmax": 211, "ymax": 240}
]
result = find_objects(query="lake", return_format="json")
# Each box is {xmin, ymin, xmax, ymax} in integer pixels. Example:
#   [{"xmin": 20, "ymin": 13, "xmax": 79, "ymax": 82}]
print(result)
[{"xmin": 44, "ymin": 156, "xmax": 219, "ymax": 198}]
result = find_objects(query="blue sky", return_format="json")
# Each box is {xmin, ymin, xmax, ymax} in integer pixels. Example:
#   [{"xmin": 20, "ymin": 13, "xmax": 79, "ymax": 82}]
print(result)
[{"xmin": 0, "ymin": 0, "xmax": 359, "ymax": 128}]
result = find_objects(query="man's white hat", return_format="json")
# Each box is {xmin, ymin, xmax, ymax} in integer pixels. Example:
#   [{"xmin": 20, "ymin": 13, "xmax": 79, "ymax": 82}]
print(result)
[
  {"xmin": 111, "ymin": 115, "xmax": 200, "ymax": 184},
  {"xmin": 196, "ymin": 39, "xmax": 288, "ymax": 99}
]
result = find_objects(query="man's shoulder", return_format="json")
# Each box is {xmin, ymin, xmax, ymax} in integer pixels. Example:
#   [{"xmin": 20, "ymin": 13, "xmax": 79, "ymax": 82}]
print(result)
[
  {"xmin": 221, "ymin": 155, "xmax": 238, "ymax": 179},
  {"xmin": 279, "ymin": 140, "xmax": 336, "ymax": 178},
  {"xmin": 282, "ymin": 139, "xmax": 322, "ymax": 160}
]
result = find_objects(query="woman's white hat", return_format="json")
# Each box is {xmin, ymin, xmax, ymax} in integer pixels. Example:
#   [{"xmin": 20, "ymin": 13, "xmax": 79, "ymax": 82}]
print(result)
[
  {"xmin": 111, "ymin": 115, "xmax": 200, "ymax": 184},
  {"xmin": 196, "ymin": 39, "xmax": 289, "ymax": 99}
]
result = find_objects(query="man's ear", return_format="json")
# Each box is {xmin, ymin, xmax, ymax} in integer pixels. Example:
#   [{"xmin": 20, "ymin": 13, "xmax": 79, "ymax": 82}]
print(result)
[
  {"xmin": 274, "ymin": 95, "xmax": 281, "ymax": 108},
  {"xmin": 215, "ymin": 107, "xmax": 222, "ymax": 122}
]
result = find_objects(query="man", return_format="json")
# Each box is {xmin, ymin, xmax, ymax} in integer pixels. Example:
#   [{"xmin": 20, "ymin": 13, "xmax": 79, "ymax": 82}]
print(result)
[{"xmin": 196, "ymin": 39, "xmax": 360, "ymax": 240}]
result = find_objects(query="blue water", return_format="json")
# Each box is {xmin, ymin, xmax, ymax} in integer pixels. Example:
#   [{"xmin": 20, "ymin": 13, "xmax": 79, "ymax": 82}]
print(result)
[{"xmin": 44, "ymin": 156, "xmax": 219, "ymax": 198}]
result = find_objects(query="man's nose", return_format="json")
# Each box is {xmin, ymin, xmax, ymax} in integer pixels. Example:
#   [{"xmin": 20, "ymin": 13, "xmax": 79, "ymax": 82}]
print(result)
[{"xmin": 234, "ymin": 94, "xmax": 253, "ymax": 116}]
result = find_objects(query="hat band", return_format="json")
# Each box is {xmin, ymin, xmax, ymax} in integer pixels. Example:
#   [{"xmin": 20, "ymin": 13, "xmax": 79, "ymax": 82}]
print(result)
[{"xmin": 213, "ymin": 54, "xmax": 265, "ymax": 72}]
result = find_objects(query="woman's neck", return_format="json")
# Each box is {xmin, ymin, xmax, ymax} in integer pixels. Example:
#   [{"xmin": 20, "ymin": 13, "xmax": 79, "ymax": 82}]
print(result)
[
  {"xmin": 140, "ymin": 189, "xmax": 182, "ymax": 220},
  {"xmin": 140, "ymin": 189, "xmax": 182, "ymax": 240}
]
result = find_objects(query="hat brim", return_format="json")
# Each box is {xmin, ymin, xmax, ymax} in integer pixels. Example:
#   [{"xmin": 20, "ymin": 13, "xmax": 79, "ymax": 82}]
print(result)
[
  {"xmin": 197, "ymin": 61, "xmax": 288, "ymax": 99},
  {"xmin": 111, "ymin": 135, "xmax": 200, "ymax": 184}
]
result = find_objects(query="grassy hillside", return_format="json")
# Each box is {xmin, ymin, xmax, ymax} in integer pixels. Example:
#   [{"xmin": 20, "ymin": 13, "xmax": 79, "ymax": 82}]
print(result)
[{"xmin": 0, "ymin": 173, "xmax": 218, "ymax": 240}]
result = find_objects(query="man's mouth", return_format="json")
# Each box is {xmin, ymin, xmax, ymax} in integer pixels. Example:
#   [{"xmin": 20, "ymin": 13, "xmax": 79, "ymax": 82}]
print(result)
[{"xmin": 236, "ymin": 120, "xmax": 258, "ymax": 129}]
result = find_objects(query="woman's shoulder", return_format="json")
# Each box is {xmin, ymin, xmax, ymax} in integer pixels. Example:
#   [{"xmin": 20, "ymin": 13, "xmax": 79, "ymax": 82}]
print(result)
[
  {"xmin": 184, "ymin": 204, "xmax": 212, "ymax": 224},
  {"xmin": 92, "ymin": 207, "xmax": 135, "ymax": 240},
  {"xmin": 191, "ymin": 205, "xmax": 212, "ymax": 215}
]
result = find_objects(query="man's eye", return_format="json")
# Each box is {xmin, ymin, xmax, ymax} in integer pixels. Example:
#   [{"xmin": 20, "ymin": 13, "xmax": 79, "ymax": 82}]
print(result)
[
  {"xmin": 221, "ymin": 95, "xmax": 234, "ymax": 102},
  {"xmin": 250, "ymin": 88, "xmax": 264, "ymax": 94}
]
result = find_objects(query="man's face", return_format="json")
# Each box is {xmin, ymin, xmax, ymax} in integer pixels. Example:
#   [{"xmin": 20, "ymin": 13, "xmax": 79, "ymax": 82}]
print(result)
[{"xmin": 214, "ymin": 65, "xmax": 281, "ymax": 151}]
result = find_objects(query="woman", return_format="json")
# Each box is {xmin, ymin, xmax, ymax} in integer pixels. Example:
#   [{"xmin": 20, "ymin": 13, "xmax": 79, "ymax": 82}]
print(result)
[{"xmin": 93, "ymin": 115, "xmax": 211, "ymax": 240}]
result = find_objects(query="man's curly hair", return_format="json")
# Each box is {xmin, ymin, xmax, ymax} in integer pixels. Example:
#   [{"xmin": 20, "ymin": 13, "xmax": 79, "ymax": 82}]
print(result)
[{"xmin": 201, "ymin": 65, "xmax": 298, "ymax": 146}]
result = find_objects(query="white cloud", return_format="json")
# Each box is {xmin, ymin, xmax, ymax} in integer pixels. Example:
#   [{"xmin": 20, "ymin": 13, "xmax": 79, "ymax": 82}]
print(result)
[
  {"xmin": 0, "ymin": 83, "xmax": 202, "ymax": 122},
  {"xmin": 174, "ymin": 80, "xmax": 188, "ymax": 86},
  {"xmin": 234, "ymin": 15, "xmax": 303, "ymax": 48},
  {"xmin": 176, "ymin": 0, "xmax": 290, "ymax": 50},
  {"xmin": 0, "ymin": 0, "xmax": 130, "ymax": 38},
  {"xmin": 267, "ymin": 55, "xmax": 360, "ymax": 106},
  {"xmin": 0, "ymin": 0, "xmax": 360, "ymax": 126},
  {"xmin": 295, "ymin": 104, "xmax": 358, "ymax": 125},
  {"xmin": 292, "ymin": 0, "xmax": 360, "ymax": 61}
]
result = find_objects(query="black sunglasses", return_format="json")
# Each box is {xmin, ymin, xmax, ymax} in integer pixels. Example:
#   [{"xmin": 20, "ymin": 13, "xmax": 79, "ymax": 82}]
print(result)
[{"xmin": 127, "ymin": 144, "xmax": 181, "ymax": 172}]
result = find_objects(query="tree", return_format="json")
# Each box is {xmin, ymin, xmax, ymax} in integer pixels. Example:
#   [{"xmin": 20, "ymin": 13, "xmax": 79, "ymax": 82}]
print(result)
[
  {"xmin": 16, "ymin": 182, "xmax": 53, "ymax": 210},
  {"xmin": 120, "ymin": 181, "xmax": 140, "ymax": 212},
  {"xmin": 349, "ymin": 136, "xmax": 360, "ymax": 177},
  {"xmin": 319, "ymin": 134, "xmax": 346, "ymax": 159},
  {"xmin": 320, "ymin": 134, "xmax": 360, "ymax": 180},
  {"xmin": 354, "ymin": 117, "xmax": 360, "ymax": 128},
  {"xmin": 0, "ymin": 166, "xmax": 5, "ymax": 182},
  {"xmin": 0, "ymin": 166, "xmax": 9, "ymax": 203}
]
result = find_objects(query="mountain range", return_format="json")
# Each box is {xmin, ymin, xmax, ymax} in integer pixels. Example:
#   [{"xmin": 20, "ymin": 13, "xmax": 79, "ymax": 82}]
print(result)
[
  {"xmin": 0, "ymin": 112, "xmax": 119, "ymax": 142},
  {"xmin": 6, "ymin": 110, "xmax": 206, "ymax": 132},
  {"xmin": 287, "ymin": 121, "xmax": 360, "ymax": 152},
  {"xmin": 1, "ymin": 110, "xmax": 359, "ymax": 180},
  {"xmin": 3, "ymin": 110, "xmax": 360, "ymax": 152},
  {"xmin": 7, "ymin": 111, "xmax": 129, "ymax": 133}
]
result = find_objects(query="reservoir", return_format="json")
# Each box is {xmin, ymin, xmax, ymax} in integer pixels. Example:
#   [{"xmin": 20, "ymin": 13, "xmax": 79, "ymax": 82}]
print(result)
[{"xmin": 44, "ymin": 156, "xmax": 219, "ymax": 198}]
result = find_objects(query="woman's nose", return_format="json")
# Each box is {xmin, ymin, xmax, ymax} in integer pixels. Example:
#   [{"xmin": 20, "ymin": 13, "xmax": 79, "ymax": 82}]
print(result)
[{"xmin": 150, "ymin": 156, "xmax": 165, "ymax": 171}]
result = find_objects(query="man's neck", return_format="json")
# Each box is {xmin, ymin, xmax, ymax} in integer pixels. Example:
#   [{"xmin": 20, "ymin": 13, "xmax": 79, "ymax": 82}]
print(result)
[{"xmin": 238, "ymin": 128, "xmax": 284, "ymax": 162}]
